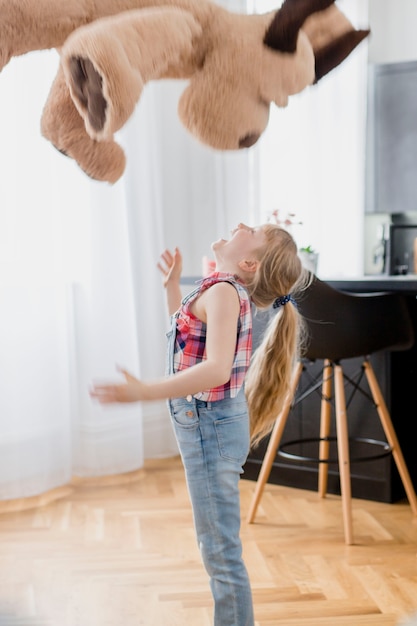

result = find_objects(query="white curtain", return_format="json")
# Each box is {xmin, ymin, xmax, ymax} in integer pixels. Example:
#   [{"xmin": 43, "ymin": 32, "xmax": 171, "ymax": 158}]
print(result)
[
  {"xmin": 0, "ymin": 0, "xmax": 367, "ymax": 501},
  {"xmin": 0, "ymin": 0, "xmax": 255, "ymax": 501},
  {"xmin": 0, "ymin": 51, "xmax": 146, "ymax": 499}
]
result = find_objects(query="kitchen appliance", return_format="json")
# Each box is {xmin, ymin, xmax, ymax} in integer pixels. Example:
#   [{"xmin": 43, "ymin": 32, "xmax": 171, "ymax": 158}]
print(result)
[{"xmin": 388, "ymin": 223, "xmax": 417, "ymax": 275}]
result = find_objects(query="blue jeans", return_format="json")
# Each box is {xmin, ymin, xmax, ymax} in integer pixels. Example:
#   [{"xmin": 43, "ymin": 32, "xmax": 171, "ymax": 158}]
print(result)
[{"xmin": 168, "ymin": 392, "xmax": 254, "ymax": 626}]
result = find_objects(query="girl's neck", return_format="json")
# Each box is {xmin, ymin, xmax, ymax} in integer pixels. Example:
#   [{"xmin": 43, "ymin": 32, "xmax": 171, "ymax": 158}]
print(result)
[
  {"xmin": 211, "ymin": 260, "xmax": 250, "ymax": 285},
  {"xmin": 213, "ymin": 262, "xmax": 239, "ymax": 275}
]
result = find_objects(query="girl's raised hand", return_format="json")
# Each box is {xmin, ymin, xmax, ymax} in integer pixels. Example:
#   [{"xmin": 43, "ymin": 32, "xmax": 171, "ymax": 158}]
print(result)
[{"xmin": 157, "ymin": 247, "xmax": 182, "ymax": 287}]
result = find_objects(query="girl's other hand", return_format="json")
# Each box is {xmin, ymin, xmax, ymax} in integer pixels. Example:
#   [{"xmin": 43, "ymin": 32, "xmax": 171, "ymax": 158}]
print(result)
[{"xmin": 90, "ymin": 367, "xmax": 148, "ymax": 404}]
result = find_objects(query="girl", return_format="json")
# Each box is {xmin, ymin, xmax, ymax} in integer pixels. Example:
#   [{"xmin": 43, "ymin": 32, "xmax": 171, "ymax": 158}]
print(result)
[{"xmin": 90, "ymin": 222, "xmax": 308, "ymax": 626}]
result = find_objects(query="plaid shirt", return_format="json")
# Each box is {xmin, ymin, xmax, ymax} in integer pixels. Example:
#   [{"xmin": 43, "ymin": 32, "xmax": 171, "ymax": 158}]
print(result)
[{"xmin": 172, "ymin": 272, "xmax": 252, "ymax": 401}]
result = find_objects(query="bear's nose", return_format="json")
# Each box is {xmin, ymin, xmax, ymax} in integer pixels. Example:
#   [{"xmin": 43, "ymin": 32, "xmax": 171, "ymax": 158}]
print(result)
[{"xmin": 239, "ymin": 133, "xmax": 260, "ymax": 148}]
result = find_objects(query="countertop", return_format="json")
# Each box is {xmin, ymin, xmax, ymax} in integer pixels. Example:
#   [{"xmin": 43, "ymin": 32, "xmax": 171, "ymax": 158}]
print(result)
[{"xmin": 182, "ymin": 275, "xmax": 417, "ymax": 295}]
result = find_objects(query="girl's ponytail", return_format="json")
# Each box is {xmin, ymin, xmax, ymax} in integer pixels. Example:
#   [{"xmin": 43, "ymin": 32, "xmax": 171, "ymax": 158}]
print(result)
[
  {"xmin": 246, "ymin": 302, "xmax": 305, "ymax": 447},
  {"xmin": 243, "ymin": 224, "xmax": 310, "ymax": 448}
]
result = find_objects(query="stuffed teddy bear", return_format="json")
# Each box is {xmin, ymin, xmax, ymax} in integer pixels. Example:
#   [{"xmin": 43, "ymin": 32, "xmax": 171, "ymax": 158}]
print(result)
[{"xmin": 0, "ymin": 0, "xmax": 369, "ymax": 183}]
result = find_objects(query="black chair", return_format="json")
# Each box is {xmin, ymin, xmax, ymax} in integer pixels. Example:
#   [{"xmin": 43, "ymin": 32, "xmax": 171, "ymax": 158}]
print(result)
[{"xmin": 247, "ymin": 275, "xmax": 417, "ymax": 544}]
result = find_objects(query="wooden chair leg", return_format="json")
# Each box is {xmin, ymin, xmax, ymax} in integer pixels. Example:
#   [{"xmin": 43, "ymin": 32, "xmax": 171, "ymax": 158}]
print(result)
[
  {"xmin": 363, "ymin": 360, "xmax": 417, "ymax": 516},
  {"xmin": 334, "ymin": 364, "xmax": 354, "ymax": 545},
  {"xmin": 318, "ymin": 360, "xmax": 333, "ymax": 498},
  {"xmin": 246, "ymin": 362, "xmax": 304, "ymax": 524}
]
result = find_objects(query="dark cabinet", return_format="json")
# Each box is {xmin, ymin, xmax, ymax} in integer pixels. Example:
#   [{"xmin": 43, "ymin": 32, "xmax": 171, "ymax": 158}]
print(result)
[{"xmin": 243, "ymin": 289, "xmax": 417, "ymax": 504}]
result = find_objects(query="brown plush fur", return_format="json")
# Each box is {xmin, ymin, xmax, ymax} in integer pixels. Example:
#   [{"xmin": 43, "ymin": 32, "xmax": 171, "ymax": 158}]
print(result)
[{"xmin": 0, "ymin": 0, "xmax": 369, "ymax": 183}]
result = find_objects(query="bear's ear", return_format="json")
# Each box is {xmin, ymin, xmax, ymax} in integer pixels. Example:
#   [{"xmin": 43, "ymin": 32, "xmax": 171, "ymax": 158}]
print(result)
[
  {"xmin": 263, "ymin": 0, "xmax": 335, "ymax": 53},
  {"xmin": 314, "ymin": 29, "xmax": 370, "ymax": 82}
]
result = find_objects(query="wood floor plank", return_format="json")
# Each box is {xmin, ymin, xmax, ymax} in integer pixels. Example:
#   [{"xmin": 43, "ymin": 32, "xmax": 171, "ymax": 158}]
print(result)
[{"xmin": 0, "ymin": 455, "xmax": 417, "ymax": 626}]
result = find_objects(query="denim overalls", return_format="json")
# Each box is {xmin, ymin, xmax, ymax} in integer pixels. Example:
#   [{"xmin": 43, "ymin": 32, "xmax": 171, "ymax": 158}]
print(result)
[{"xmin": 166, "ymin": 313, "xmax": 254, "ymax": 626}]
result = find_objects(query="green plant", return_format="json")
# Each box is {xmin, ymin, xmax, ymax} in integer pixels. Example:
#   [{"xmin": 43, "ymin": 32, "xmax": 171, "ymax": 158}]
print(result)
[{"xmin": 299, "ymin": 245, "xmax": 316, "ymax": 254}]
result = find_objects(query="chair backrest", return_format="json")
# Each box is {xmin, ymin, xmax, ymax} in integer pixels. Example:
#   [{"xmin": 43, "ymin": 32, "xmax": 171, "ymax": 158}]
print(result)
[{"xmin": 296, "ymin": 275, "xmax": 415, "ymax": 361}]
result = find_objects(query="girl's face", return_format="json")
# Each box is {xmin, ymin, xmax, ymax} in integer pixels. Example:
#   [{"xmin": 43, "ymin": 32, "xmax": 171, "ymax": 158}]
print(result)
[{"xmin": 212, "ymin": 223, "xmax": 266, "ymax": 271}]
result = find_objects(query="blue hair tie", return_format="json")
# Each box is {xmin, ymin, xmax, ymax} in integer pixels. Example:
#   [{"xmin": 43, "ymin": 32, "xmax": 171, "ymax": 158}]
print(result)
[{"xmin": 273, "ymin": 294, "xmax": 296, "ymax": 309}]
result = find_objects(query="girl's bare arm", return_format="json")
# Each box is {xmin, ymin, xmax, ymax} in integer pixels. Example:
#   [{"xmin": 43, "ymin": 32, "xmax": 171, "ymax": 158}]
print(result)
[{"xmin": 90, "ymin": 282, "xmax": 240, "ymax": 403}]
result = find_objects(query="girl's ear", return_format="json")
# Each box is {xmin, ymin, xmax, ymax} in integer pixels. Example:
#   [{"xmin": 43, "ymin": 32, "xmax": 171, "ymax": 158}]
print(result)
[{"xmin": 238, "ymin": 259, "xmax": 259, "ymax": 273}]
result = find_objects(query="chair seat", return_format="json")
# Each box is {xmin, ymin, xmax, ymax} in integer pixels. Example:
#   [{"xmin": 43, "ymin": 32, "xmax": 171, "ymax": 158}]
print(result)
[{"xmin": 296, "ymin": 276, "xmax": 414, "ymax": 361}]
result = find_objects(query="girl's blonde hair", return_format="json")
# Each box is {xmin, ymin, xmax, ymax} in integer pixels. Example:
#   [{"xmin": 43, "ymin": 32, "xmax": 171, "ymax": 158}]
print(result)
[{"xmin": 244, "ymin": 224, "xmax": 310, "ymax": 448}]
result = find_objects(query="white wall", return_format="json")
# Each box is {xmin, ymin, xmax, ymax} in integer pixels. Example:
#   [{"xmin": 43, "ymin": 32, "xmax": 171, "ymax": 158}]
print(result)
[{"xmin": 368, "ymin": 0, "xmax": 417, "ymax": 63}]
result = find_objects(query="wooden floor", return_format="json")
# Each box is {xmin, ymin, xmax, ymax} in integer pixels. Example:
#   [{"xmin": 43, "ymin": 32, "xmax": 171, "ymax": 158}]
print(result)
[{"xmin": 1, "ymin": 455, "xmax": 417, "ymax": 626}]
